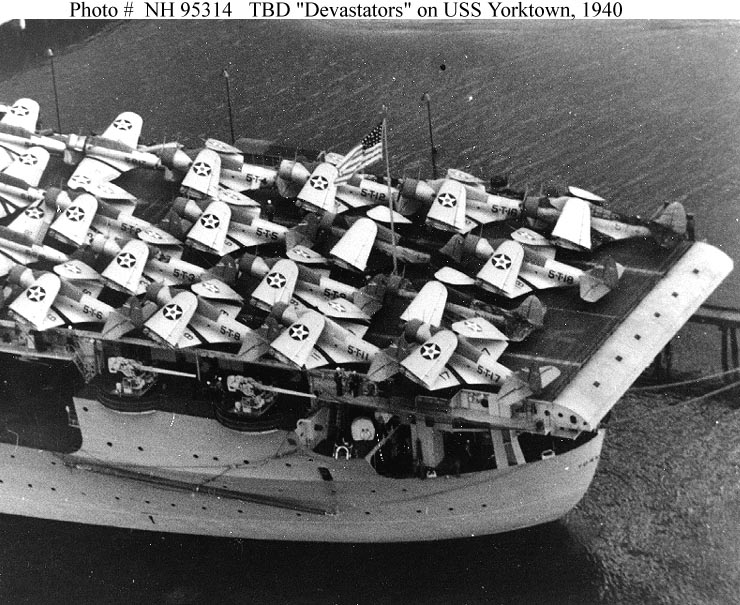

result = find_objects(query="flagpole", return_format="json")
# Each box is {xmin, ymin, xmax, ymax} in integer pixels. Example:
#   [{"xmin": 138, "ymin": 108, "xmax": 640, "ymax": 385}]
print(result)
[{"xmin": 381, "ymin": 115, "xmax": 398, "ymax": 276}]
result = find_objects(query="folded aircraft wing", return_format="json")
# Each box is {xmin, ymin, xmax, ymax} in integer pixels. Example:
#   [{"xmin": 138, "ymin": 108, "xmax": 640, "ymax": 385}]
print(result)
[
  {"xmin": 270, "ymin": 310, "xmax": 326, "ymax": 368},
  {"xmin": 101, "ymin": 112, "xmax": 143, "ymax": 149},
  {"xmin": 9, "ymin": 272, "xmax": 63, "ymax": 331},
  {"xmin": 185, "ymin": 200, "xmax": 230, "ymax": 255},
  {"xmin": 101, "ymin": 239, "xmax": 149, "ymax": 295},
  {"xmin": 250, "ymin": 258, "xmax": 299, "ymax": 312},
  {"xmin": 7, "ymin": 202, "xmax": 52, "ymax": 244},
  {"xmin": 143, "ymin": 291, "xmax": 199, "ymax": 348},
  {"xmin": 181, "ymin": 148, "xmax": 222, "ymax": 199},
  {"xmin": 2, "ymin": 147, "xmax": 49, "ymax": 187},
  {"xmin": 329, "ymin": 217, "xmax": 376, "ymax": 272},
  {"xmin": 2, "ymin": 99, "xmax": 39, "ymax": 131},
  {"xmin": 400, "ymin": 330, "xmax": 458, "ymax": 391},
  {"xmin": 551, "ymin": 197, "xmax": 592, "ymax": 250},
  {"xmin": 426, "ymin": 179, "xmax": 471, "ymax": 233},
  {"xmin": 49, "ymin": 193, "xmax": 98, "ymax": 246},
  {"xmin": 476, "ymin": 239, "xmax": 524, "ymax": 295},
  {"xmin": 400, "ymin": 280, "xmax": 447, "ymax": 327},
  {"xmin": 296, "ymin": 163, "xmax": 338, "ymax": 214}
]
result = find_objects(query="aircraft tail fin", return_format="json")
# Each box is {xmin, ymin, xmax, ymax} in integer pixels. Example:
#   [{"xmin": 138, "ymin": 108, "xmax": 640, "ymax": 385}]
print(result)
[
  {"xmin": 286, "ymin": 213, "xmax": 321, "ymax": 249},
  {"xmin": 579, "ymin": 257, "xmax": 623, "ymax": 303},
  {"xmin": 650, "ymin": 201, "xmax": 687, "ymax": 246},
  {"xmin": 206, "ymin": 254, "xmax": 238, "ymax": 283},
  {"xmin": 513, "ymin": 295, "xmax": 546, "ymax": 328},
  {"xmin": 366, "ymin": 346, "xmax": 401, "ymax": 383},
  {"xmin": 102, "ymin": 296, "xmax": 157, "ymax": 340}
]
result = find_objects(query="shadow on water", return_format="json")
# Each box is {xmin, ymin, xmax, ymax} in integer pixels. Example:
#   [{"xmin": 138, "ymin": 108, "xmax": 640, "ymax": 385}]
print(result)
[{"xmin": 0, "ymin": 516, "xmax": 603, "ymax": 604}]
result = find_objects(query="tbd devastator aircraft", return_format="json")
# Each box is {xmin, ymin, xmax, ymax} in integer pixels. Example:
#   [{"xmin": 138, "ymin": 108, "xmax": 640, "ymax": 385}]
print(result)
[
  {"xmin": 0, "ymin": 98, "xmax": 66, "ymax": 170},
  {"xmin": 436, "ymin": 230, "xmax": 624, "ymax": 303}
]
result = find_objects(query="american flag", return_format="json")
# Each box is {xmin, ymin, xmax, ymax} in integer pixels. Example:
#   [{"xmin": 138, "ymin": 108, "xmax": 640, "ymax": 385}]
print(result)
[{"xmin": 334, "ymin": 121, "xmax": 385, "ymax": 185}]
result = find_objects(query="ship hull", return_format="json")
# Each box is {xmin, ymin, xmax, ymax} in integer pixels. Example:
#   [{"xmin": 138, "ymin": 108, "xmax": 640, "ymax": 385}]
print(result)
[{"xmin": 0, "ymin": 422, "xmax": 603, "ymax": 543}]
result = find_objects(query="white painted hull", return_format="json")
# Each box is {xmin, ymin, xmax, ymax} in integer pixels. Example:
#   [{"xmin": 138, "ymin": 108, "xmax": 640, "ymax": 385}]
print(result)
[{"xmin": 0, "ymin": 396, "xmax": 604, "ymax": 542}]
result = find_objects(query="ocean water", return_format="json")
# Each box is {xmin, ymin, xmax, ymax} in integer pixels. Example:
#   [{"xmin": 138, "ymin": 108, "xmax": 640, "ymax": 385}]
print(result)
[{"xmin": 0, "ymin": 20, "xmax": 738, "ymax": 604}]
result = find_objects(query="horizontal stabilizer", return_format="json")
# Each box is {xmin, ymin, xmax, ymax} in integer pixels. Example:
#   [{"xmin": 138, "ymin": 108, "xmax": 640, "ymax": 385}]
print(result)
[
  {"xmin": 434, "ymin": 266, "xmax": 476, "ymax": 287},
  {"xmin": 451, "ymin": 317, "xmax": 508, "ymax": 341},
  {"xmin": 511, "ymin": 227, "xmax": 552, "ymax": 247},
  {"xmin": 567, "ymin": 185, "xmax": 605, "ymax": 204},
  {"xmin": 287, "ymin": 245, "xmax": 327, "ymax": 265},
  {"xmin": 191, "ymin": 279, "xmax": 243, "ymax": 302},
  {"xmin": 366, "ymin": 205, "xmax": 412, "ymax": 225}
]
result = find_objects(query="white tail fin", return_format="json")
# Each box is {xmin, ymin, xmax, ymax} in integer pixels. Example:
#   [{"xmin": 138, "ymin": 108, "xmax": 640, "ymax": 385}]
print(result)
[
  {"xmin": 49, "ymin": 193, "xmax": 98, "ymax": 246},
  {"xmin": 552, "ymin": 197, "xmax": 592, "ymax": 250},
  {"xmin": 329, "ymin": 217, "xmax": 376, "ymax": 272},
  {"xmin": 101, "ymin": 239, "xmax": 149, "ymax": 295}
]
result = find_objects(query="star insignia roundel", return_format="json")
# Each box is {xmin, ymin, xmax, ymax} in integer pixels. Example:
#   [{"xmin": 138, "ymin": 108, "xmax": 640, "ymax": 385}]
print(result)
[
  {"xmin": 65, "ymin": 206, "xmax": 86, "ymax": 222},
  {"xmin": 11, "ymin": 104, "xmax": 29, "ymax": 116},
  {"xmin": 200, "ymin": 213, "xmax": 220, "ymax": 229},
  {"xmin": 25, "ymin": 206, "xmax": 45, "ymax": 220},
  {"xmin": 492, "ymin": 253, "xmax": 512, "ymax": 270},
  {"xmin": 328, "ymin": 300, "xmax": 346, "ymax": 313},
  {"xmin": 437, "ymin": 193, "xmax": 457, "ymax": 208},
  {"xmin": 202, "ymin": 282, "xmax": 220, "ymax": 294},
  {"xmin": 266, "ymin": 272, "xmax": 286, "ymax": 289},
  {"xmin": 289, "ymin": 323, "xmax": 309, "ymax": 341},
  {"xmin": 309, "ymin": 175, "xmax": 329, "ymax": 191},
  {"xmin": 62, "ymin": 262, "xmax": 82, "ymax": 275},
  {"xmin": 116, "ymin": 252, "xmax": 137, "ymax": 269},
  {"xmin": 26, "ymin": 285, "xmax": 46, "ymax": 303},
  {"xmin": 463, "ymin": 319, "xmax": 483, "ymax": 333},
  {"xmin": 113, "ymin": 118, "xmax": 132, "ymax": 131},
  {"xmin": 162, "ymin": 303, "xmax": 183, "ymax": 321},
  {"xmin": 192, "ymin": 162, "xmax": 212, "ymax": 177},
  {"xmin": 69, "ymin": 174, "xmax": 91, "ymax": 187},
  {"xmin": 18, "ymin": 153, "xmax": 37, "ymax": 166},
  {"xmin": 420, "ymin": 342, "xmax": 442, "ymax": 361}
]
